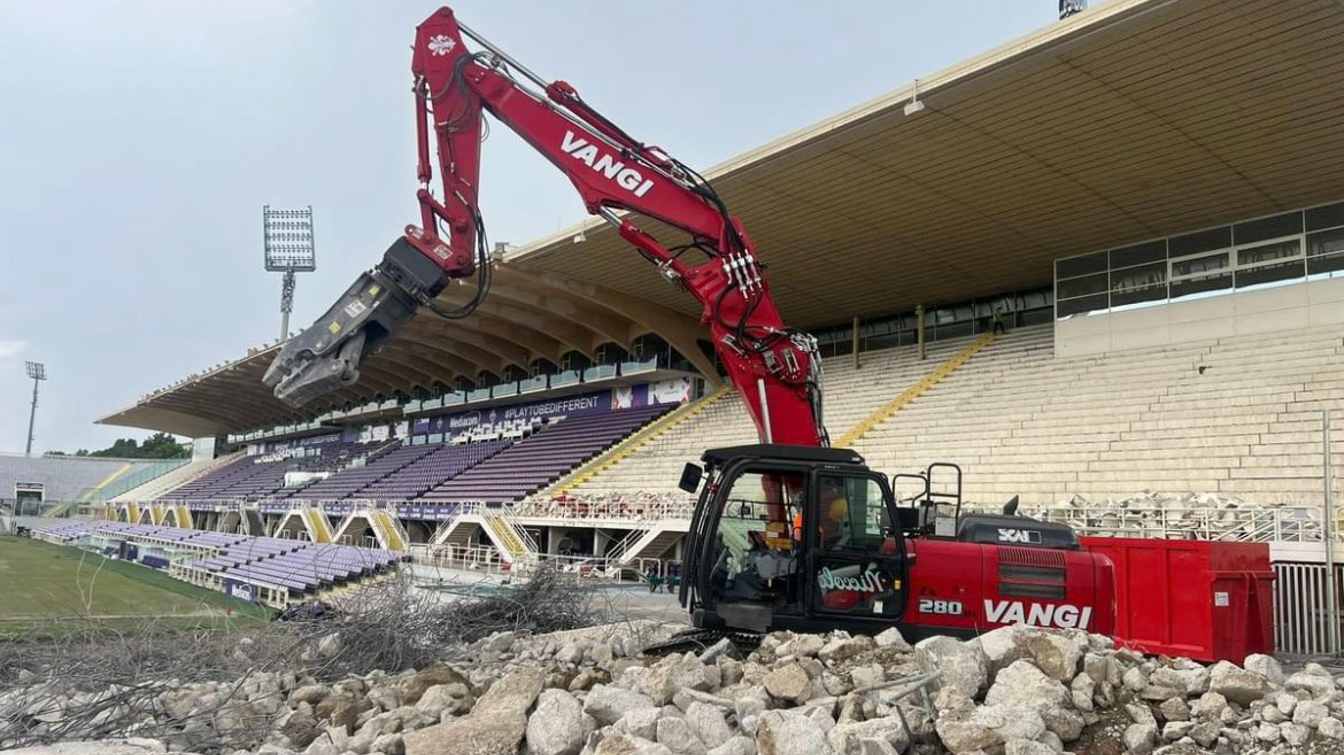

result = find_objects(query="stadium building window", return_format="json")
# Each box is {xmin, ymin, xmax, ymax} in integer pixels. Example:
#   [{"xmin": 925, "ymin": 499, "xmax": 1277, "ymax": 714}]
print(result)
[
  {"xmin": 1109, "ymin": 260, "xmax": 1167, "ymax": 308},
  {"xmin": 1307, "ymin": 220, "xmax": 1344, "ymax": 279},
  {"xmin": 1055, "ymin": 264, "xmax": 1109, "ymax": 318},
  {"xmin": 1307, "ymin": 201, "xmax": 1344, "ymax": 232},
  {"xmin": 1233, "ymin": 238, "xmax": 1304, "ymax": 289},
  {"xmin": 1234, "ymin": 210, "xmax": 1303, "ymax": 245},
  {"xmin": 1056, "ymin": 251, "xmax": 1107, "ymax": 279},
  {"xmin": 1170, "ymin": 250, "xmax": 1232, "ymax": 301},
  {"xmin": 1057, "ymin": 200, "xmax": 1343, "ymax": 317},
  {"xmin": 1169, "ymin": 226, "xmax": 1231, "ymax": 258}
]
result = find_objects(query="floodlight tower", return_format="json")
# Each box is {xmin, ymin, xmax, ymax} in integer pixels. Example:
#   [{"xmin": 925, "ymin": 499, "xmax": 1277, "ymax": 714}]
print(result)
[
  {"xmin": 24, "ymin": 361, "xmax": 46, "ymax": 457},
  {"xmin": 262, "ymin": 205, "xmax": 317, "ymax": 342},
  {"xmin": 1059, "ymin": 0, "xmax": 1086, "ymax": 19}
]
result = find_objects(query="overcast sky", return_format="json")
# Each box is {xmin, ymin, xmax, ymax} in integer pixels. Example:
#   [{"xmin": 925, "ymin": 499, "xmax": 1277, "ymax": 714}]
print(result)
[{"xmin": 0, "ymin": 1, "xmax": 1066, "ymax": 454}]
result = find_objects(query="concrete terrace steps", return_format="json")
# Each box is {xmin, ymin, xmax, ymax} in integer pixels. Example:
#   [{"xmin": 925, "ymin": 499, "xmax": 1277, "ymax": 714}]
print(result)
[
  {"xmin": 856, "ymin": 322, "xmax": 1344, "ymax": 505},
  {"xmin": 565, "ymin": 334, "xmax": 992, "ymax": 498}
]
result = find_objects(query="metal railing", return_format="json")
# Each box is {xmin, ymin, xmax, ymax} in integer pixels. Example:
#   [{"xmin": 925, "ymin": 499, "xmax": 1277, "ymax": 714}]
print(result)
[
  {"xmin": 407, "ymin": 542, "xmax": 679, "ymax": 583},
  {"xmin": 1016, "ymin": 504, "xmax": 1329, "ymax": 543},
  {"xmin": 512, "ymin": 496, "xmax": 694, "ymax": 522},
  {"xmin": 1275, "ymin": 562, "xmax": 1341, "ymax": 656}
]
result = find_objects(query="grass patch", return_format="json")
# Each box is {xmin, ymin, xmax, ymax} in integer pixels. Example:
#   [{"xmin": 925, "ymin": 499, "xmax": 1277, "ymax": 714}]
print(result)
[{"xmin": 0, "ymin": 536, "xmax": 271, "ymax": 634}]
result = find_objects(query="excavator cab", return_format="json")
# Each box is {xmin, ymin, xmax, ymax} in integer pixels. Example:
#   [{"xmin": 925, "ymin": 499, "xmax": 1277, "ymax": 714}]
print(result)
[{"xmin": 679, "ymin": 444, "xmax": 911, "ymax": 634}]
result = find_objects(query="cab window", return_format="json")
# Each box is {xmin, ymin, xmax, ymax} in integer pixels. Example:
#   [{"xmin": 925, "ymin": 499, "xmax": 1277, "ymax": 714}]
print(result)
[
  {"xmin": 716, "ymin": 470, "xmax": 805, "ymax": 572},
  {"xmin": 815, "ymin": 474, "xmax": 890, "ymax": 552}
]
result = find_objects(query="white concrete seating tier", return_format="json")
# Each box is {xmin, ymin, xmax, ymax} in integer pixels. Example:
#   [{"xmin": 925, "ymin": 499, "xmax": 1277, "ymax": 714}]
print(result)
[
  {"xmin": 856, "ymin": 324, "xmax": 1344, "ymax": 505},
  {"xmin": 567, "ymin": 335, "xmax": 981, "ymax": 499}
]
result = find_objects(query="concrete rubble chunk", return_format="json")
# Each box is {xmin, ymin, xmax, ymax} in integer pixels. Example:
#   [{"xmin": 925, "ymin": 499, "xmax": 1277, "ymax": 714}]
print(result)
[
  {"xmin": 1281, "ymin": 721, "xmax": 1310, "ymax": 746},
  {"xmin": 1123, "ymin": 666, "xmax": 1148, "ymax": 692},
  {"xmin": 1208, "ymin": 661, "xmax": 1270, "ymax": 706},
  {"xmin": 526, "ymin": 689, "xmax": 585, "ymax": 755},
  {"xmin": 1124, "ymin": 722, "xmax": 1157, "ymax": 755},
  {"xmin": 755, "ymin": 710, "xmax": 834, "ymax": 755},
  {"xmin": 656, "ymin": 716, "xmax": 705, "ymax": 754},
  {"xmin": 1158, "ymin": 697, "xmax": 1189, "ymax": 723},
  {"xmin": 763, "ymin": 664, "xmax": 811, "ymax": 705},
  {"xmin": 706, "ymin": 737, "xmax": 755, "ymax": 755},
  {"xmin": 1149, "ymin": 666, "xmax": 1208, "ymax": 696},
  {"xmin": 1161, "ymin": 720, "xmax": 1194, "ymax": 741},
  {"xmin": 641, "ymin": 656, "xmax": 719, "ymax": 706},
  {"xmin": 1293, "ymin": 699, "xmax": 1329, "ymax": 728},
  {"xmin": 779, "ymin": 635, "xmax": 824, "ymax": 659},
  {"xmin": 971, "ymin": 625, "xmax": 1086, "ymax": 683},
  {"xmin": 1189, "ymin": 692, "xmax": 1227, "ymax": 721},
  {"xmin": 914, "ymin": 636, "xmax": 988, "ymax": 700},
  {"xmin": 402, "ymin": 667, "xmax": 543, "ymax": 755},
  {"xmin": 826, "ymin": 716, "xmax": 910, "ymax": 755},
  {"xmin": 984, "ymin": 661, "xmax": 1077, "ymax": 741},
  {"xmin": 1285, "ymin": 671, "xmax": 1335, "ymax": 698},
  {"xmin": 684, "ymin": 702, "xmax": 734, "ymax": 750},
  {"xmin": 401, "ymin": 666, "xmax": 470, "ymax": 707},
  {"xmin": 617, "ymin": 707, "xmax": 663, "ymax": 741},
  {"xmin": 585, "ymin": 685, "xmax": 658, "ymax": 726},
  {"xmin": 1069, "ymin": 673, "xmax": 1094, "ymax": 713},
  {"xmin": 872, "ymin": 627, "xmax": 910, "ymax": 652},
  {"xmin": 1241, "ymin": 654, "xmax": 1283, "ymax": 685},
  {"xmin": 1254, "ymin": 721, "xmax": 1281, "ymax": 743},
  {"xmin": 818, "ymin": 636, "xmax": 874, "ymax": 665}
]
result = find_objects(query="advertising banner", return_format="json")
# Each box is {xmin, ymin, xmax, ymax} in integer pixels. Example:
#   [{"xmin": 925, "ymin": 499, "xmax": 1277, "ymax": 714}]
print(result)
[
  {"xmin": 425, "ymin": 390, "xmax": 615, "ymax": 433},
  {"xmin": 223, "ymin": 579, "xmax": 257, "ymax": 603},
  {"xmin": 648, "ymin": 377, "xmax": 692, "ymax": 405}
]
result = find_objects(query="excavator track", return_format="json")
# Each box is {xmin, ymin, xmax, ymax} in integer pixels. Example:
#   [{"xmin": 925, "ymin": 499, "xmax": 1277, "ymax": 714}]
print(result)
[{"xmin": 640, "ymin": 628, "xmax": 763, "ymax": 658}]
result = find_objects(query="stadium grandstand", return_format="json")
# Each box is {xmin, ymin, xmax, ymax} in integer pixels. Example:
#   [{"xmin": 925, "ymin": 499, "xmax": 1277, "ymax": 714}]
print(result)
[
  {"xmin": 79, "ymin": 0, "xmax": 1342, "ymax": 647},
  {"xmin": 0, "ymin": 453, "xmax": 190, "ymax": 516}
]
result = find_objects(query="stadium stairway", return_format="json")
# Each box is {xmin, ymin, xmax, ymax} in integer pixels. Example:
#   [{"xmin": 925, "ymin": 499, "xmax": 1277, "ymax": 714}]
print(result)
[
  {"xmin": 91, "ymin": 459, "xmax": 190, "ymax": 502},
  {"xmin": 837, "ymin": 332, "xmax": 998, "ymax": 446},
  {"xmin": 114, "ymin": 452, "xmax": 243, "ymax": 503},
  {"xmin": 428, "ymin": 504, "xmax": 535, "ymax": 562},
  {"xmin": 76, "ymin": 462, "xmax": 135, "ymax": 503},
  {"xmin": 853, "ymin": 324, "xmax": 1344, "ymax": 505},
  {"xmin": 604, "ymin": 516, "xmax": 692, "ymax": 564},
  {"xmin": 331, "ymin": 508, "xmax": 411, "ymax": 550},
  {"xmin": 303, "ymin": 504, "xmax": 335, "ymax": 543},
  {"xmin": 562, "ymin": 335, "xmax": 984, "ymax": 500},
  {"xmin": 172, "ymin": 503, "xmax": 192, "ymax": 529}
]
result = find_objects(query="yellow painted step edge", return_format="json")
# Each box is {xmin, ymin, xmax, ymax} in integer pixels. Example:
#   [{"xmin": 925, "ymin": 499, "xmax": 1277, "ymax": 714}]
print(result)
[{"xmin": 836, "ymin": 333, "xmax": 997, "ymax": 448}]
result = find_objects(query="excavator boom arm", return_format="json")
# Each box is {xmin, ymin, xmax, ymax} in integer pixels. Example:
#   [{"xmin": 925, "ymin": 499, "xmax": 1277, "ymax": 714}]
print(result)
[{"xmin": 266, "ymin": 6, "xmax": 827, "ymax": 447}]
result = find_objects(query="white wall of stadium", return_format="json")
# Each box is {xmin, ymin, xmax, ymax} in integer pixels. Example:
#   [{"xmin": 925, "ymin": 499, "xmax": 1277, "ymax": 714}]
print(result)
[{"xmin": 1056, "ymin": 275, "xmax": 1344, "ymax": 358}]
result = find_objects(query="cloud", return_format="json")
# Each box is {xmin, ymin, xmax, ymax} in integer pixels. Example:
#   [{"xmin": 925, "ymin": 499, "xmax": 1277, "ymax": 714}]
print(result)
[{"xmin": 0, "ymin": 340, "xmax": 28, "ymax": 361}]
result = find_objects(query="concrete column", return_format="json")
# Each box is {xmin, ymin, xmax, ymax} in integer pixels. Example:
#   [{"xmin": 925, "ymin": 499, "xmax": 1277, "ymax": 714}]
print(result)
[
  {"xmin": 594, "ymin": 529, "xmax": 610, "ymax": 558},
  {"xmin": 852, "ymin": 316, "xmax": 861, "ymax": 369},
  {"xmin": 916, "ymin": 304, "xmax": 926, "ymax": 361}
]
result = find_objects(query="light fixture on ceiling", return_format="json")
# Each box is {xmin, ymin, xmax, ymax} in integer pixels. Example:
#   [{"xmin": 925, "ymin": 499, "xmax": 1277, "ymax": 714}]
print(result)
[{"xmin": 904, "ymin": 79, "xmax": 925, "ymax": 116}]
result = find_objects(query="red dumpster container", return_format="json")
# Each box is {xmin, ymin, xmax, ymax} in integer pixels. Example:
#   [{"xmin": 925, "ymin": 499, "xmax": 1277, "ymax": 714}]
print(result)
[{"xmin": 1080, "ymin": 537, "xmax": 1274, "ymax": 663}]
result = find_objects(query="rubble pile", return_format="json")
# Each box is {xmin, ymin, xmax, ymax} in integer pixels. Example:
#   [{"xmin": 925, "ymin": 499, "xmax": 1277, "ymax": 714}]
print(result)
[{"xmin": 6, "ymin": 622, "xmax": 1344, "ymax": 755}]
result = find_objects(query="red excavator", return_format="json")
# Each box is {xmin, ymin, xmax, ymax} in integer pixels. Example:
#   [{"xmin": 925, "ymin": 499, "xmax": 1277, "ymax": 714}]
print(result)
[{"xmin": 263, "ymin": 7, "xmax": 1115, "ymax": 643}]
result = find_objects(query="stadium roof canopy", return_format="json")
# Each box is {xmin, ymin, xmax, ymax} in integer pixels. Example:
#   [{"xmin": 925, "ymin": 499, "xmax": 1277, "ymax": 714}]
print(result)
[{"xmin": 101, "ymin": 0, "xmax": 1344, "ymax": 437}]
